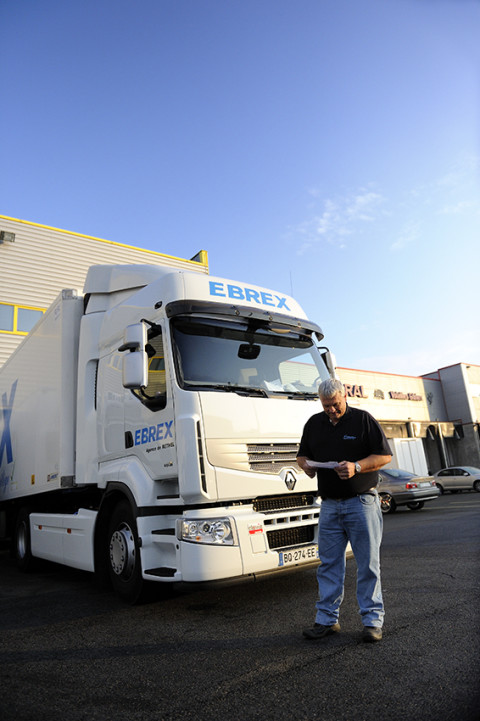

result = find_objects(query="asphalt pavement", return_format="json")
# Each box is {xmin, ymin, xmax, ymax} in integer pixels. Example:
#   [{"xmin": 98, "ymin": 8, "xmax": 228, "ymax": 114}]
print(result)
[{"xmin": 0, "ymin": 493, "xmax": 479, "ymax": 721}]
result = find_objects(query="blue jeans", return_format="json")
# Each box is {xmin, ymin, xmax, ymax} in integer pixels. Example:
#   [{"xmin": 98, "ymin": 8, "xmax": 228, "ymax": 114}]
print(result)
[{"xmin": 315, "ymin": 492, "xmax": 384, "ymax": 628}]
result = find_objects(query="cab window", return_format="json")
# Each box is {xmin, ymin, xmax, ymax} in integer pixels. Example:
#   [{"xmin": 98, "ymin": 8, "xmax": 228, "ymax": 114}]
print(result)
[{"xmin": 131, "ymin": 329, "xmax": 167, "ymax": 411}]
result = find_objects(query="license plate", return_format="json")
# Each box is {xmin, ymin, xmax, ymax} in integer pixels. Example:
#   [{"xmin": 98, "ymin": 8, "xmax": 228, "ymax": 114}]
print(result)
[
  {"xmin": 420, "ymin": 482, "xmax": 431, "ymax": 487},
  {"xmin": 278, "ymin": 544, "xmax": 319, "ymax": 567}
]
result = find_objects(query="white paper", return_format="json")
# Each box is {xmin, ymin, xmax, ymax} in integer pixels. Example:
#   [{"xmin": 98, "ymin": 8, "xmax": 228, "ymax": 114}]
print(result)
[{"xmin": 305, "ymin": 460, "xmax": 339, "ymax": 469}]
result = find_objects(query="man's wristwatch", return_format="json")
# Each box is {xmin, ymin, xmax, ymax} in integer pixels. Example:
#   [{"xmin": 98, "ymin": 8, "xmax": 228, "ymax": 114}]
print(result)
[{"xmin": 355, "ymin": 462, "xmax": 362, "ymax": 474}]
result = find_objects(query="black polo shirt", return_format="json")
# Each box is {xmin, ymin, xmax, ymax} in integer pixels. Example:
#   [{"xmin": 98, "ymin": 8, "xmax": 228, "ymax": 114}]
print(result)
[{"xmin": 297, "ymin": 405, "xmax": 392, "ymax": 499}]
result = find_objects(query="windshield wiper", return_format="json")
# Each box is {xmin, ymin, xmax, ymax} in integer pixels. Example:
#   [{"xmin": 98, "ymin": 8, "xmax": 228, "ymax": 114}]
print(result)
[
  {"xmin": 232, "ymin": 385, "xmax": 269, "ymax": 397},
  {"xmin": 183, "ymin": 382, "xmax": 269, "ymax": 397},
  {"xmin": 287, "ymin": 391, "xmax": 318, "ymax": 400},
  {"xmin": 267, "ymin": 389, "xmax": 318, "ymax": 400}
]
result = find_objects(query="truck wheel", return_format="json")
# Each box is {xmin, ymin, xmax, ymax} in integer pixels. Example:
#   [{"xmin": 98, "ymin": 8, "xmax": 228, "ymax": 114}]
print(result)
[
  {"xmin": 107, "ymin": 501, "xmax": 143, "ymax": 604},
  {"xmin": 14, "ymin": 508, "xmax": 36, "ymax": 571}
]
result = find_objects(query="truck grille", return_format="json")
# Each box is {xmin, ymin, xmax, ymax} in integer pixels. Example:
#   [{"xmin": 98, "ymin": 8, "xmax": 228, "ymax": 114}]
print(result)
[
  {"xmin": 253, "ymin": 494, "xmax": 315, "ymax": 513},
  {"xmin": 267, "ymin": 524, "xmax": 316, "ymax": 550},
  {"xmin": 247, "ymin": 443, "xmax": 300, "ymax": 473}
]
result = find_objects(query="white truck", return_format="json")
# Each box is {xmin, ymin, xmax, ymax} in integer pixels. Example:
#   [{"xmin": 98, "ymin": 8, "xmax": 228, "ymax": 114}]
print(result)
[{"xmin": 0, "ymin": 264, "xmax": 334, "ymax": 602}]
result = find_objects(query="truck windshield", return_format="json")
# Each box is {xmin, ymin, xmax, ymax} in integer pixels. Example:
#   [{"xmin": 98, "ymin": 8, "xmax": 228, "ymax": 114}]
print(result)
[{"xmin": 170, "ymin": 316, "xmax": 329, "ymax": 397}]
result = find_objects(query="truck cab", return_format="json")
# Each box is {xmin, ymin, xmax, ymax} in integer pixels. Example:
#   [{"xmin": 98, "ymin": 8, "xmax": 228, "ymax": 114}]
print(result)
[{"xmin": 1, "ymin": 264, "xmax": 335, "ymax": 602}]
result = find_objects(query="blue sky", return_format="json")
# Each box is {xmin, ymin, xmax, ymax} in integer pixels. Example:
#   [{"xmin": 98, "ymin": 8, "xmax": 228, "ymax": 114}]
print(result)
[{"xmin": 1, "ymin": 0, "xmax": 479, "ymax": 376}]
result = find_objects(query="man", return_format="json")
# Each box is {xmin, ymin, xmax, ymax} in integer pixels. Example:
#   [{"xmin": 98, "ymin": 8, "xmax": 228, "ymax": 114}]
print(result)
[{"xmin": 297, "ymin": 378, "xmax": 391, "ymax": 643}]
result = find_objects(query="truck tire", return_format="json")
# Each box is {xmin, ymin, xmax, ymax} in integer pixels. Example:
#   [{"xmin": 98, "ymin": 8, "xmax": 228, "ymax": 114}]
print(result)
[
  {"xmin": 107, "ymin": 500, "xmax": 143, "ymax": 604},
  {"xmin": 14, "ymin": 508, "xmax": 36, "ymax": 571}
]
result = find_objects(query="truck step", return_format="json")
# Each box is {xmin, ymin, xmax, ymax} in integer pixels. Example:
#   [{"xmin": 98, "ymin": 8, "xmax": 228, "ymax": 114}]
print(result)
[{"xmin": 144, "ymin": 566, "xmax": 177, "ymax": 577}]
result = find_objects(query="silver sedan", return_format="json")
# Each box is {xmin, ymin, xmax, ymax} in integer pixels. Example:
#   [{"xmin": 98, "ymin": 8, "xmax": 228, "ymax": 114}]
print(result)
[
  {"xmin": 433, "ymin": 466, "xmax": 480, "ymax": 494},
  {"xmin": 378, "ymin": 468, "xmax": 440, "ymax": 514}
]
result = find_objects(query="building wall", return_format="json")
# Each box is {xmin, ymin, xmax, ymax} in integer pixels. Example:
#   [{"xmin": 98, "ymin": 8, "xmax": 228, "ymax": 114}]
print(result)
[
  {"xmin": 464, "ymin": 364, "xmax": 480, "ymax": 423},
  {"xmin": 422, "ymin": 363, "xmax": 480, "ymax": 467},
  {"xmin": 435, "ymin": 365, "xmax": 475, "ymax": 423},
  {"xmin": 0, "ymin": 215, "xmax": 208, "ymax": 367},
  {"xmin": 337, "ymin": 365, "xmax": 480, "ymax": 471},
  {"xmin": 337, "ymin": 367, "xmax": 447, "ymax": 423},
  {"xmin": 457, "ymin": 424, "xmax": 480, "ymax": 465}
]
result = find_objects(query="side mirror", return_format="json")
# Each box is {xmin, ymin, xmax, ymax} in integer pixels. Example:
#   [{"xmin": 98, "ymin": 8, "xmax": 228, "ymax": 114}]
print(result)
[
  {"xmin": 119, "ymin": 323, "xmax": 148, "ymax": 389},
  {"xmin": 123, "ymin": 352, "xmax": 148, "ymax": 389},
  {"xmin": 318, "ymin": 347, "xmax": 337, "ymax": 378},
  {"xmin": 119, "ymin": 323, "xmax": 147, "ymax": 352}
]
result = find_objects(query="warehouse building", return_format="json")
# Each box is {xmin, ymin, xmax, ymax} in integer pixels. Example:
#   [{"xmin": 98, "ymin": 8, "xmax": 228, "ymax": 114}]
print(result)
[
  {"xmin": 337, "ymin": 363, "xmax": 480, "ymax": 473},
  {"xmin": 1, "ymin": 214, "xmax": 479, "ymax": 472},
  {"xmin": 0, "ymin": 214, "xmax": 208, "ymax": 367}
]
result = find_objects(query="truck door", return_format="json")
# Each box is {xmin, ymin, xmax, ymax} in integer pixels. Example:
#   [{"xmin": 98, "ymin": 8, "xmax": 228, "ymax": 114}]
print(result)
[{"xmin": 123, "ymin": 323, "xmax": 178, "ymax": 484}]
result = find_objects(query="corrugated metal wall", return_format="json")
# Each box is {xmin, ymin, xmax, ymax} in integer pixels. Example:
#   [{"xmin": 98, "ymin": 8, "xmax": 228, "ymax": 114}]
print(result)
[
  {"xmin": 0, "ymin": 215, "xmax": 209, "ymax": 366},
  {"xmin": 0, "ymin": 334, "xmax": 22, "ymax": 367}
]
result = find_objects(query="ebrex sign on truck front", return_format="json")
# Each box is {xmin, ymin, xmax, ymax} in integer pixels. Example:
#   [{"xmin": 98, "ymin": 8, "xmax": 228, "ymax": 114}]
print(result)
[{"xmin": 208, "ymin": 280, "xmax": 292, "ymax": 310}]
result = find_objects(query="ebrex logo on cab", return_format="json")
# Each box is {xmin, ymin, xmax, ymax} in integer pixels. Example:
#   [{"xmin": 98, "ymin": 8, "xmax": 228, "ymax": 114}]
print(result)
[
  {"xmin": 133, "ymin": 420, "xmax": 173, "ymax": 446},
  {"xmin": 209, "ymin": 281, "xmax": 291, "ymax": 310}
]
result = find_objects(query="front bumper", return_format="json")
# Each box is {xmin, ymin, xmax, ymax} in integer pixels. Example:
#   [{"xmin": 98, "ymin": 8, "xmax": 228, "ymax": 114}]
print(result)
[{"xmin": 136, "ymin": 499, "xmax": 322, "ymax": 583}]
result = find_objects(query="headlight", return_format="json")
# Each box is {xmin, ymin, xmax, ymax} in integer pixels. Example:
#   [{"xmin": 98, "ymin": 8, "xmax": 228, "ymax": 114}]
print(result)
[{"xmin": 180, "ymin": 518, "xmax": 235, "ymax": 545}]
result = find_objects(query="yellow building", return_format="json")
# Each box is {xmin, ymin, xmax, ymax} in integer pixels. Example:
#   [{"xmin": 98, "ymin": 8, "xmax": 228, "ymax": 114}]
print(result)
[{"xmin": 0, "ymin": 214, "xmax": 208, "ymax": 367}]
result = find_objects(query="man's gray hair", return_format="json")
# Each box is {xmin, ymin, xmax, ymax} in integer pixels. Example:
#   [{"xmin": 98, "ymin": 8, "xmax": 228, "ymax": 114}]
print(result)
[{"xmin": 318, "ymin": 378, "xmax": 345, "ymax": 399}]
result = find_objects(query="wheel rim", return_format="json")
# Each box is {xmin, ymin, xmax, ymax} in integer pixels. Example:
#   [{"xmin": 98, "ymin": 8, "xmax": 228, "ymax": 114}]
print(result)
[
  {"xmin": 380, "ymin": 494, "xmax": 392, "ymax": 512},
  {"xmin": 109, "ymin": 523, "xmax": 136, "ymax": 580}
]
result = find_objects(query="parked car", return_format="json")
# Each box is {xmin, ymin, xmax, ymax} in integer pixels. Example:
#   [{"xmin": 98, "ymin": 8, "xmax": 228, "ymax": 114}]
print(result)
[
  {"xmin": 377, "ymin": 468, "xmax": 440, "ymax": 514},
  {"xmin": 433, "ymin": 466, "xmax": 480, "ymax": 494}
]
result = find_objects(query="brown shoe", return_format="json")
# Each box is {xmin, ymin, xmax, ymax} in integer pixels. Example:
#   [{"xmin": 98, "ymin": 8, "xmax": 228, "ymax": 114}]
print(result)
[
  {"xmin": 303, "ymin": 622, "xmax": 341, "ymax": 640},
  {"xmin": 362, "ymin": 626, "xmax": 383, "ymax": 642}
]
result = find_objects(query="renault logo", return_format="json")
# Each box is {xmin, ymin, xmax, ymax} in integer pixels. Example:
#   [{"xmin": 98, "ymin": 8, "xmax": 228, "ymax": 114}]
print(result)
[{"xmin": 284, "ymin": 471, "xmax": 297, "ymax": 491}]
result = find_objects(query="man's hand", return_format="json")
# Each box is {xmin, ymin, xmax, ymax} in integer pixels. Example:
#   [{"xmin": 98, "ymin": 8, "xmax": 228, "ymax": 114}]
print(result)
[
  {"xmin": 335, "ymin": 454, "xmax": 392, "ymax": 479},
  {"xmin": 335, "ymin": 461, "xmax": 356, "ymax": 479},
  {"xmin": 296, "ymin": 456, "xmax": 316, "ymax": 478}
]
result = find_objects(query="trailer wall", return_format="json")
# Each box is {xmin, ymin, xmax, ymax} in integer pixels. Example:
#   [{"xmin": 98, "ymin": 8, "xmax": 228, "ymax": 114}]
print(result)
[{"xmin": 0, "ymin": 291, "xmax": 84, "ymax": 500}]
